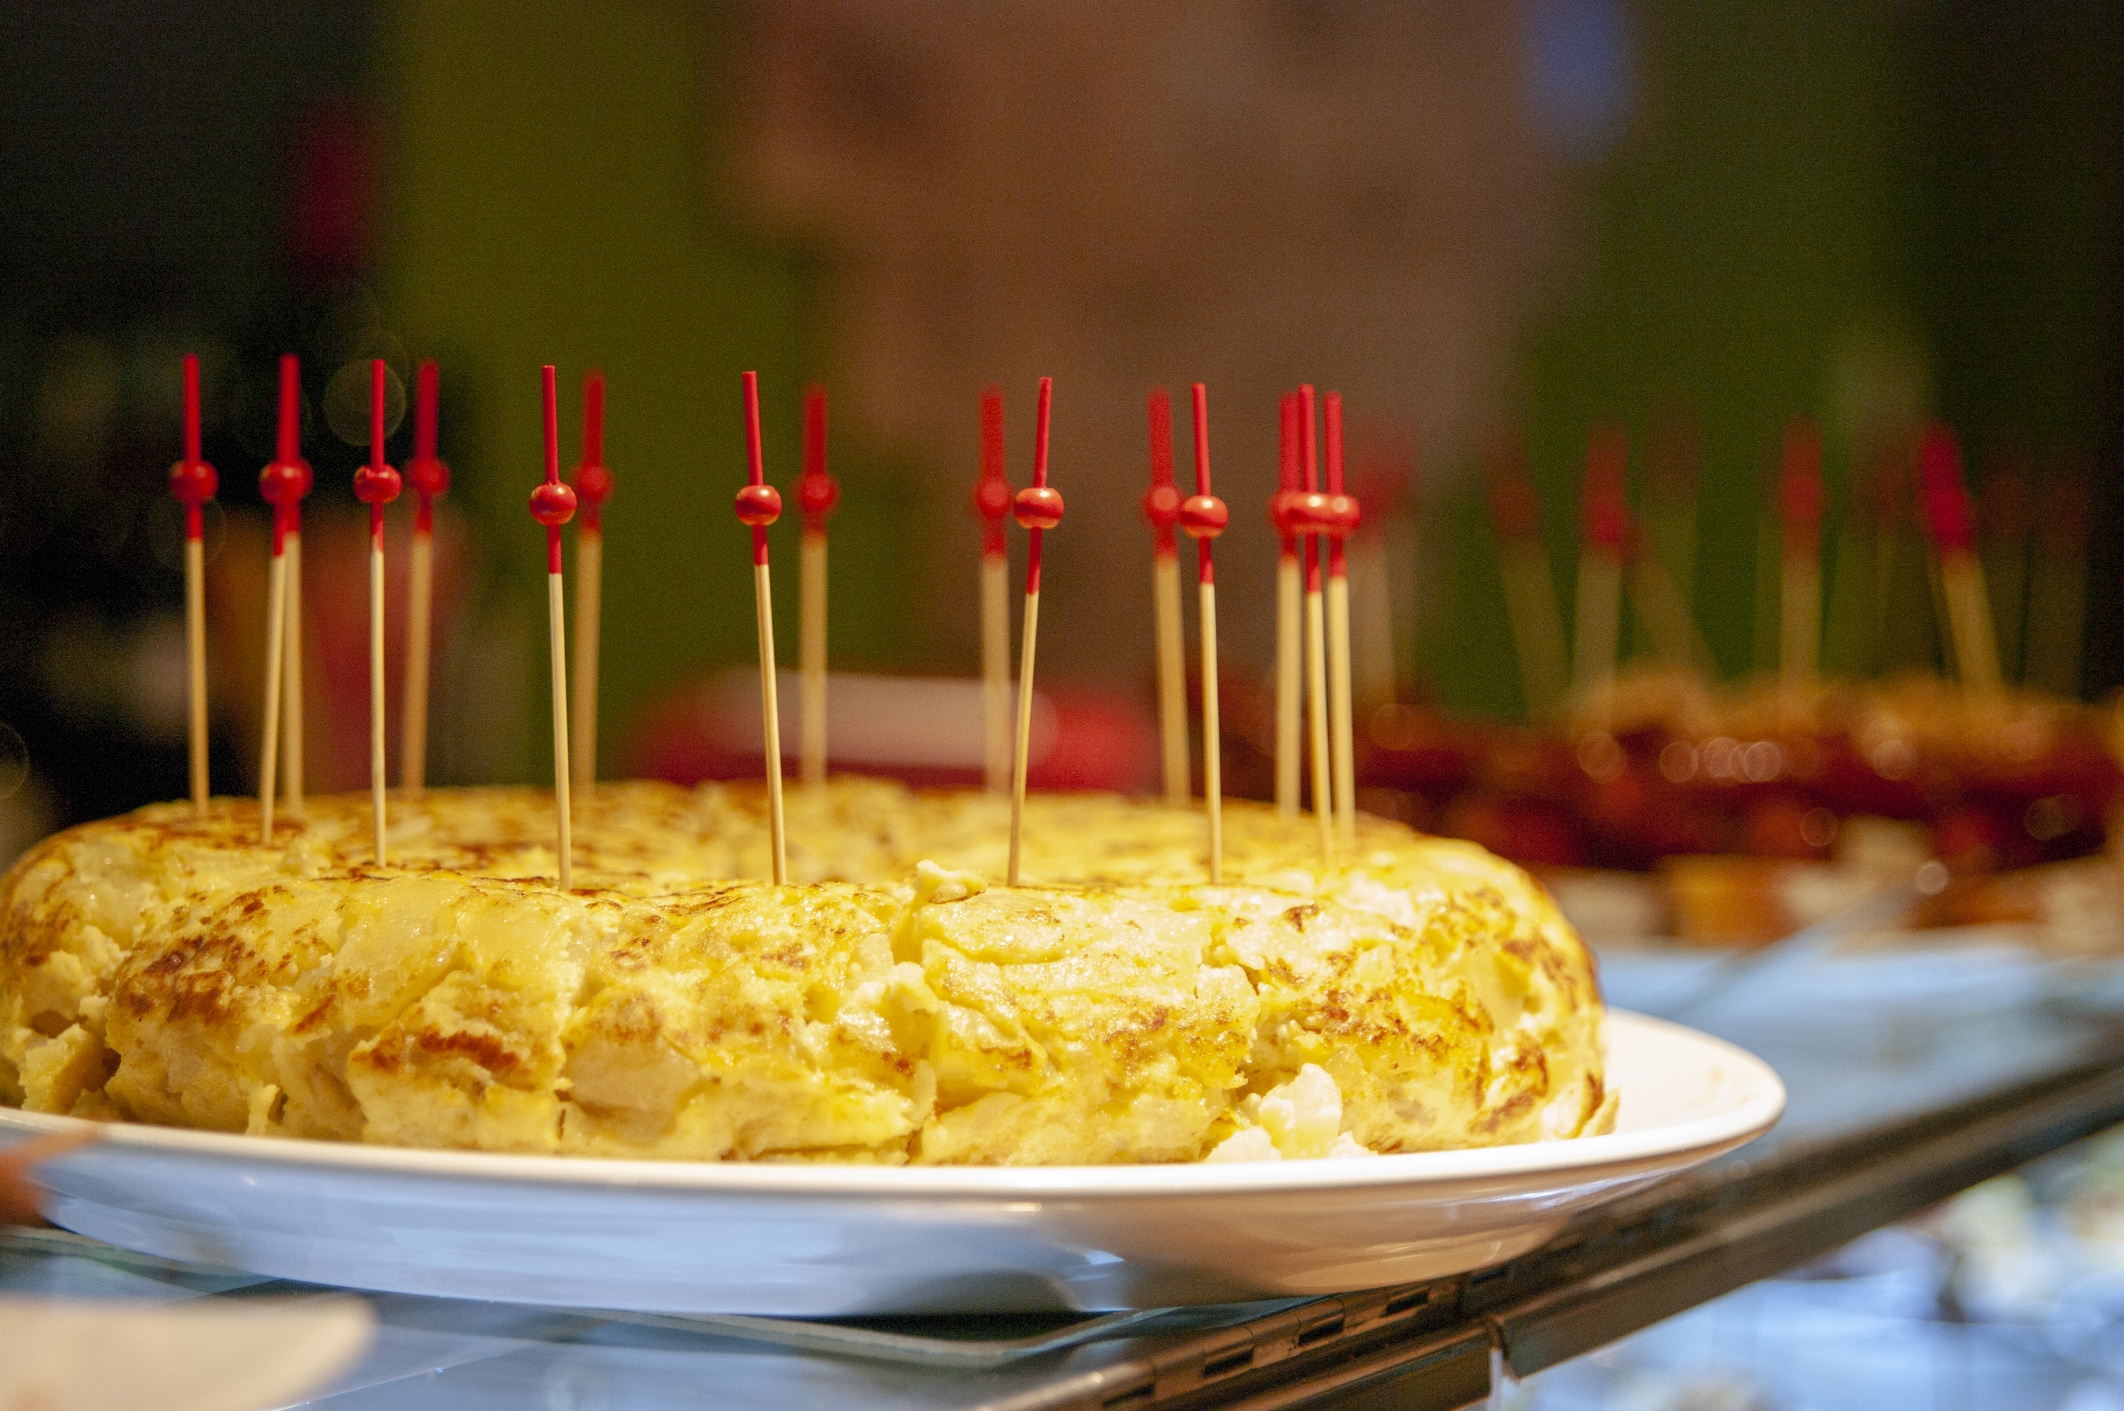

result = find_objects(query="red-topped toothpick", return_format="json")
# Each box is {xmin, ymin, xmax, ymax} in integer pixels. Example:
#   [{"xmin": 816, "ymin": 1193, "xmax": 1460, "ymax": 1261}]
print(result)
[
  {"xmin": 973, "ymin": 388, "xmax": 1012, "ymax": 793},
  {"xmin": 1181, "ymin": 383, "xmax": 1229, "ymax": 883},
  {"xmin": 1321, "ymin": 392, "xmax": 1361, "ymax": 849},
  {"xmin": 351, "ymin": 360, "xmax": 402, "ymax": 865},
  {"xmin": 1777, "ymin": 418, "xmax": 1824, "ymax": 698},
  {"xmin": 1918, "ymin": 424, "xmax": 2000, "ymax": 693},
  {"xmin": 1007, "ymin": 377, "xmax": 1062, "ymax": 887},
  {"xmin": 401, "ymin": 360, "xmax": 449, "ymax": 798},
  {"xmin": 1270, "ymin": 392, "xmax": 1303, "ymax": 817},
  {"xmin": 169, "ymin": 354, "xmax": 217, "ymax": 816},
  {"xmin": 1296, "ymin": 385, "xmax": 1333, "ymax": 861},
  {"xmin": 1143, "ymin": 390, "xmax": 1188, "ymax": 806},
  {"xmin": 797, "ymin": 386, "xmax": 839, "ymax": 787},
  {"xmin": 1574, "ymin": 425, "xmax": 1629, "ymax": 712},
  {"xmin": 735, "ymin": 371, "xmax": 788, "ymax": 884},
  {"xmin": 530, "ymin": 366, "xmax": 578, "ymax": 890},
  {"xmin": 257, "ymin": 356, "xmax": 310, "ymax": 841},
  {"xmin": 570, "ymin": 371, "xmax": 612, "ymax": 792}
]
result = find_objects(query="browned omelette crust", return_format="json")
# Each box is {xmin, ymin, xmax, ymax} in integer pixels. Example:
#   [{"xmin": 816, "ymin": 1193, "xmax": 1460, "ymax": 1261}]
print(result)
[{"xmin": 0, "ymin": 783, "xmax": 1608, "ymax": 1163}]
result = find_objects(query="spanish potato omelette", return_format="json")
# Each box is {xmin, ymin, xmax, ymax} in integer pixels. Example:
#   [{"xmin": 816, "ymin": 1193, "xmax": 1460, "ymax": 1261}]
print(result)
[{"xmin": 0, "ymin": 781, "xmax": 1612, "ymax": 1164}]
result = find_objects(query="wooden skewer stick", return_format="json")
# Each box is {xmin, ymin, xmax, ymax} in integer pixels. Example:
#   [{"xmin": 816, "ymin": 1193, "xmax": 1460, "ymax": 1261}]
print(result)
[
  {"xmin": 280, "ymin": 411, "xmax": 311, "ymax": 817},
  {"xmin": 1297, "ymin": 385, "xmax": 1334, "ymax": 863},
  {"xmin": 570, "ymin": 371, "xmax": 613, "ymax": 791},
  {"xmin": 1142, "ymin": 389, "xmax": 1188, "ymax": 806},
  {"xmin": 797, "ymin": 386, "xmax": 840, "ymax": 787},
  {"xmin": 1181, "ymin": 383, "xmax": 1229, "ymax": 884},
  {"xmin": 168, "ymin": 353, "xmax": 217, "ymax": 815},
  {"xmin": 531, "ymin": 366, "xmax": 579, "ymax": 891},
  {"xmin": 1322, "ymin": 392, "xmax": 1360, "ymax": 850},
  {"xmin": 1778, "ymin": 418, "xmax": 1824, "ymax": 704},
  {"xmin": 735, "ymin": 371, "xmax": 788, "ymax": 884},
  {"xmin": 1272, "ymin": 392, "xmax": 1303, "ymax": 816},
  {"xmin": 1483, "ymin": 434, "xmax": 1570, "ymax": 717},
  {"xmin": 1573, "ymin": 425, "xmax": 1629, "ymax": 715},
  {"xmin": 257, "ymin": 355, "xmax": 309, "ymax": 842},
  {"xmin": 1918, "ymin": 424, "xmax": 2001, "ymax": 694},
  {"xmin": 1626, "ymin": 529, "xmax": 1714, "ymax": 671},
  {"xmin": 351, "ymin": 361, "xmax": 402, "ymax": 866},
  {"xmin": 973, "ymin": 388, "xmax": 1012, "ymax": 793},
  {"xmin": 1007, "ymin": 377, "xmax": 1062, "ymax": 887},
  {"xmin": 402, "ymin": 359, "xmax": 449, "ymax": 797}
]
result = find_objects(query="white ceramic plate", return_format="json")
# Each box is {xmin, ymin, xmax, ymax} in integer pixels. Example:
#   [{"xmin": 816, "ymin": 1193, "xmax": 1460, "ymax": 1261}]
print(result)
[{"xmin": 0, "ymin": 1011, "xmax": 1781, "ymax": 1314}]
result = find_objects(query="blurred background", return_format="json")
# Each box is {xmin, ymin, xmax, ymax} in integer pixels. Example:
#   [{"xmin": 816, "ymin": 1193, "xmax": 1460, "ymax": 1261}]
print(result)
[{"xmin": 0, "ymin": 0, "xmax": 2116, "ymax": 843}]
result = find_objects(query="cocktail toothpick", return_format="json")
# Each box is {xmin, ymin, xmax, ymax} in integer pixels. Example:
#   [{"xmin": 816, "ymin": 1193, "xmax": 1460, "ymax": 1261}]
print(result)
[
  {"xmin": 1918, "ymin": 424, "xmax": 2001, "ymax": 694},
  {"xmin": 1322, "ymin": 392, "xmax": 1360, "ymax": 849},
  {"xmin": 1573, "ymin": 425, "xmax": 1629, "ymax": 713},
  {"xmin": 570, "ymin": 371, "xmax": 613, "ymax": 791},
  {"xmin": 402, "ymin": 359, "xmax": 449, "ymax": 798},
  {"xmin": 530, "ymin": 366, "xmax": 579, "ymax": 891},
  {"xmin": 735, "ymin": 371, "xmax": 788, "ymax": 884},
  {"xmin": 1007, "ymin": 377, "xmax": 1062, "ymax": 887},
  {"xmin": 1271, "ymin": 392, "xmax": 1303, "ymax": 817},
  {"xmin": 278, "ymin": 365, "xmax": 313, "ymax": 817},
  {"xmin": 973, "ymin": 388, "xmax": 1012, "ymax": 793},
  {"xmin": 1143, "ymin": 389, "xmax": 1188, "ymax": 806},
  {"xmin": 1297, "ymin": 385, "xmax": 1333, "ymax": 862},
  {"xmin": 1180, "ymin": 383, "xmax": 1228, "ymax": 883},
  {"xmin": 797, "ymin": 386, "xmax": 840, "ymax": 787},
  {"xmin": 257, "ymin": 355, "xmax": 309, "ymax": 841},
  {"xmin": 1483, "ymin": 433, "xmax": 1570, "ymax": 717},
  {"xmin": 351, "ymin": 361, "xmax": 402, "ymax": 865},
  {"xmin": 168, "ymin": 354, "xmax": 217, "ymax": 815},
  {"xmin": 1778, "ymin": 418, "xmax": 1824, "ymax": 702}
]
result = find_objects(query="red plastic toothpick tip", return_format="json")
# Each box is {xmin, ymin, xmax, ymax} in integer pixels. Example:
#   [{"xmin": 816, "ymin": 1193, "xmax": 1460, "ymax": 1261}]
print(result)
[
  {"xmin": 1142, "ymin": 388, "xmax": 1180, "ymax": 554},
  {"xmin": 259, "ymin": 355, "xmax": 311, "ymax": 554},
  {"xmin": 404, "ymin": 359, "xmax": 450, "ymax": 535},
  {"xmin": 1917, "ymin": 423, "xmax": 1975, "ymax": 555},
  {"xmin": 569, "ymin": 369, "xmax": 613, "ymax": 533},
  {"xmin": 1581, "ymin": 424, "xmax": 1630, "ymax": 558},
  {"xmin": 797, "ymin": 385, "xmax": 839, "ymax": 533},
  {"xmin": 1012, "ymin": 378, "xmax": 1061, "ymax": 592},
  {"xmin": 351, "ymin": 360, "xmax": 402, "ymax": 543},
  {"xmin": 168, "ymin": 353, "xmax": 217, "ymax": 539},
  {"xmin": 735, "ymin": 371, "xmax": 782, "ymax": 564},
  {"xmin": 1181, "ymin": 383, "xmax": 1227, "ymax": 583},
  {"xmin": 1778, "ymin": 417, "xmax": 1824, "ymax": 557},
  {"xmin": 973, "ymin": 386, "xmax": 1011, "ymax": 558},
  {"xmin": 1271, "ymin": 391, "xmax": 1305, "ymax": 546},
  {"xmin": 529, "ymin": 366, "xmax": 578, "ymax": 573}
]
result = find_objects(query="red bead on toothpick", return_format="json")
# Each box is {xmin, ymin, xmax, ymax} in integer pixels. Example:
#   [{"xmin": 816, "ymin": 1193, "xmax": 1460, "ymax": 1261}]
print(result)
[
  {"xmin": 736, "ymin": 370, "xmax": 788, "ymax": 884},
  {"xmin": 1007, "ymin": 376, "xmax": 1060, "ymax": 887},
  {"xmin": 531, "ymin": 365, "xmax": 578, "ymax": 891},
  {"xmin": 352, "ymin": 360, "xmax": 401, "ymax": 866},
  {"xmin": 1143, "ymin": 388, "xmax": 1188, "ymax": 806},
  {"xmin": 401, "ymin": 359, "xmax": 449, "ymax": 798},
  {"xmin": 797, "ymin": 386, "xmax": 838, "ymax": 787},
  {"xmin": 170, "ymin": 353, "xmax": 217, "ymax": 815},
  {"xmin": 1181, "ymin": 382, "xmax": 1228, "ymax": 883},
  {"xmin": 570, "ymin": 371, "xmax": 612, "ymax": 793},
  {"xmin": 973, "ymin": 387, "xmax": 1012, "ymax": 793},
  {"xmin": 256, "ymin": 355, "xmax": 311, "ymax": 841}
]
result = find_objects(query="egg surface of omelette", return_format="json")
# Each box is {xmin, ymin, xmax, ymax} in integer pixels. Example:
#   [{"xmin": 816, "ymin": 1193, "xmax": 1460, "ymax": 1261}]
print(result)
[{"xmin": 0, "ymin": 782, "xmax": 1611, "ymax": 1163}]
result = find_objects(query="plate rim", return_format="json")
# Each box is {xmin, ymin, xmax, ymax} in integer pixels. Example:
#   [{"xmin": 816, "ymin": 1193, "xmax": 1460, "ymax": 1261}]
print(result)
[{"xmin": 0, "ymin": 1009, "xmax": 1781, "ymax": 1199}]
